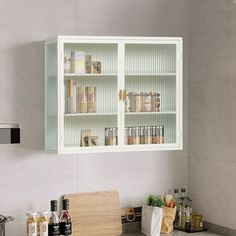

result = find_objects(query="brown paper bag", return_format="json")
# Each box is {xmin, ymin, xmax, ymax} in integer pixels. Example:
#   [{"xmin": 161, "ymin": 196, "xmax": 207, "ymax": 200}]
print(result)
[{"xmin": 161, "ymin": 206, "xmax": 176, "ymax": 234}]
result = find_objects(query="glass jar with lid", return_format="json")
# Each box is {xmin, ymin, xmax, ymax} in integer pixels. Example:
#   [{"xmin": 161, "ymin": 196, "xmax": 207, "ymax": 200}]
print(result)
[
  {"xmin": 140, "ymin": 92, "xmax": 151, "ymax": 112},
  {"xmin": 129, "ymin": 92, "xmax": 137, "ymax": 112},
  {"xmin": 26, "ymin": 212, "xmax": 37, "ymax": 236},
  {"xmin": 151, "ymin": 92, "xmax": 160, "ymax": 112}
]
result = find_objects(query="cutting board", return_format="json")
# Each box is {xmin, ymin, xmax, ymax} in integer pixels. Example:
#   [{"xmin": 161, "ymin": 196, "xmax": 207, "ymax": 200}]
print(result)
[{"xmin": 64, "ymin": 190, "xmax": 122, "ymax": 236}]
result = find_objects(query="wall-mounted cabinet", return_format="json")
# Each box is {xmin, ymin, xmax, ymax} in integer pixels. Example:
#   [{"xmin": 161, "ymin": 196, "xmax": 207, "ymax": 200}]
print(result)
[{"xmin": 45, "ymin": 36, "xmax": 183, "ymax": 154}]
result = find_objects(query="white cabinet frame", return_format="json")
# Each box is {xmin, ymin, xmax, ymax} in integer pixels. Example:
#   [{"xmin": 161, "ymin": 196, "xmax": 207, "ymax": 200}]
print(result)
[{"xmin": 45, "ymin": 36, "xmax": 183, "ymax": 154}]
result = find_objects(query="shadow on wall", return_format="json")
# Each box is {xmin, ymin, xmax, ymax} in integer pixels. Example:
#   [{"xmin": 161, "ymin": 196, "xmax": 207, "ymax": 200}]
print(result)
[{"xmin": 13, "ymin": 41, "xmax": 45, "ymax": 150}]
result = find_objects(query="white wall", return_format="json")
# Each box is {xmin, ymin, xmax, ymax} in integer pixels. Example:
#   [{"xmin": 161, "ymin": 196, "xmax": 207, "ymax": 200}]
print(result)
[
  {"xmin": 0, "ymin": 0, "xmax": 189, "ymax": 235},
  {"xmin": 188, "ymin": 0, "xmax": 236, "ymax": 230}
]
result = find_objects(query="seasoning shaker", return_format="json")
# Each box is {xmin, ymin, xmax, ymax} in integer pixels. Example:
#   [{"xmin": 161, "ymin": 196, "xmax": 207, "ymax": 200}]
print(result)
[
  {"xmin": 127, "ymin": 127, "xmax": 134, "ymax": 145},
  {"xmin": 133, "ymin": 127, "xmax": 140, "ymax": 145},
  {"xmin": 160, "ymin": 125, "xmax": 165, "ymax": 144}
]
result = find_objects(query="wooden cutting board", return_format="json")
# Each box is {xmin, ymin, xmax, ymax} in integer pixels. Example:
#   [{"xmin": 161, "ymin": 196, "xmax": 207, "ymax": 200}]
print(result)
[{"xmin": 64, "ymin": 190, "xmax": 122, "ymax": 236}]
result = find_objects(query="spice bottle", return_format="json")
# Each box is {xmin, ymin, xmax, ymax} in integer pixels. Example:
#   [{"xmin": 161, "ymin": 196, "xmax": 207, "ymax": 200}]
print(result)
[
  {"xmin": 60, "ymin": 199, "xmax": 72, "ymax": 236},
  {"xmin": 48, "ymin": 200, "xmax": 60, "ymax": 236},
  {"xmin": 38, "ymin": 211, "xmax": 48, "ymax": 236},
  {"xmin": 160, "ymin": 125, "xmax": 165, "ymax": 144},
  {"xmin": 133, "ymin": 127, "xmax": 140, "ymax": 145},
  {"xmin": 140, "ymin": 126, "xmax": 145, "ymax": 144},
  {"xmin": 144, "ymin": 126, "xmax": 152, "ymax": 144},
  {"xmin": 152, "ymin": 126, "xmax": 160, "ymax": 144},
  {"xmin": 27, "ymin": 212, "xmax": 37, "ymax": 236},
  {"xmin": 127, "ymin": 127, "xmax": 134, "ymax": 145}
]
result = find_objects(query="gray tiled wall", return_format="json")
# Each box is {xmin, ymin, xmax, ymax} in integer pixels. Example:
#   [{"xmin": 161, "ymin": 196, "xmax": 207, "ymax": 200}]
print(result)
[{"xmin": 188, "ymin": 0, "xmax": 236, "ymax": 230}]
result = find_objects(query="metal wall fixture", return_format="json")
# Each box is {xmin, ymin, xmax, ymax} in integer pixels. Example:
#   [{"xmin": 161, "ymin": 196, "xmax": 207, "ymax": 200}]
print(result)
[{"xmin": 0, "ymin": 123, "xmax": 20, "ymax": 144}]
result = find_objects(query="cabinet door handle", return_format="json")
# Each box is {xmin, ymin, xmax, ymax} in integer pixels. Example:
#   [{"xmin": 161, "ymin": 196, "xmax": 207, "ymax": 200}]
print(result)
[
  {"xmin": 123, "ymin": 89, "xmax": 127, "ymax": 101},
  {"xmin": 119, "ymin": 90, "xmax": 123, "ymax": 101}
]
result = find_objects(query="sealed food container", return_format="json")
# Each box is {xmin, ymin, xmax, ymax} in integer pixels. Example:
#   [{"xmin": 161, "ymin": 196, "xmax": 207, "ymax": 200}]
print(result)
[
  {"xmin": 77, "ymin": 86, "xmax": 87, "ymax": 113},
  {"xmin": 38, "ymin": 211, "xmax": 48, "ymax": 236},
  {"xmin": 26, "ymin": 212, "xmax": 37, "ymax": 236},
  {"xmin": 105, "ymin": 127, "xmax": 117, "ymax": 146},
  {"xmin": 140, "ymin": 92, "xmax": 151, "ymax": 112},
  {"xmin": 192, "ymin": 215, "xmax": 204, "ymax": 231},
  {"xmin": 129, "ymin": 92, "xmax": 137, "ymax": 112},
  {"xmin": 151, "ymin": 92, "xmax": 160, "ymax": 112},
  {"xmin": 86, "ymin": 86, "xmax": 96, "ymax": 113},
  {"xmin": 71, "ymin": 51, "xmax": 85, "ymax": 74},
  {"xmin": 64, "ymin": 57, "xmax": 71, "ymax": 73},
  {"xmin": 135, "ymin": 93, "xmax": 141, "ymax": 112}
]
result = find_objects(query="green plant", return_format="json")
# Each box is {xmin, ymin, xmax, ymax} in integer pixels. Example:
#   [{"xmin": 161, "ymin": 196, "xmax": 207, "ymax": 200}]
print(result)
[{"xmin": 146, "ymin": 194, "xmax": 164, "ymax": 208}]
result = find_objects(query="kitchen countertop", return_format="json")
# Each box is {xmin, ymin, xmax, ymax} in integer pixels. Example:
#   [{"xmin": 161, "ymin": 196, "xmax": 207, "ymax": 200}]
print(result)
[{"xmin": 123, "ymin": 230, "xmax": 221, "ymax": 236}]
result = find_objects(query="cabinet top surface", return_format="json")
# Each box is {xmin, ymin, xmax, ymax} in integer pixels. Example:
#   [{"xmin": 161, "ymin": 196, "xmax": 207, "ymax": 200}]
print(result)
[{"xmin": 45, "ymin": 36, "xmax": 183, "ymax": 44}]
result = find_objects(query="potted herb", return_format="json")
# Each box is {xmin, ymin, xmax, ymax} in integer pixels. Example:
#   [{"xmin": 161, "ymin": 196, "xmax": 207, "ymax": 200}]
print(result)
[{"xmin": 141, "ymin": 195, "xmax": 164, "ymax": 236}]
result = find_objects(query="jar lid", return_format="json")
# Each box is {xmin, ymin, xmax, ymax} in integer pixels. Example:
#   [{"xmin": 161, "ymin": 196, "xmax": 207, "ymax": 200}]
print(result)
[
  {"xmin": 26, "ymin": 212, "xmax": 37, "ymax": 217},
  {"xmin": 39, "ymin": 211, "xmax": 48, "ymax": 216}
]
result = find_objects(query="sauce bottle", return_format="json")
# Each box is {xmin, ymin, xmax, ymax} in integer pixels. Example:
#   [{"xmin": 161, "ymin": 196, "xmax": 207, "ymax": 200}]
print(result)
[
  {"xmin": 60, "ymin": 199, "xmax": 72, "ymax": 236},
  {"xmin": 48, "ymin": 200, "xmax": 60, "ymax": 236}
]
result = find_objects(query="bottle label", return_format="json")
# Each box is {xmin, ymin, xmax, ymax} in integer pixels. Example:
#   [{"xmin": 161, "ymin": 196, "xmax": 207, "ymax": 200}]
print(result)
[
  {"xmin": 40, "ymin": 222, "xmax": 48, "ymax": 236},
  {"xmin": 60, "ymin": 222, "xmax": 72, "ymax": 235},
  {"xmin": 28, "ymin": 223, "xmax": 37, "ymax": 236},
  {"xmin": 48, "ymin": 223, "xmax": 60, "ymax": 236}
]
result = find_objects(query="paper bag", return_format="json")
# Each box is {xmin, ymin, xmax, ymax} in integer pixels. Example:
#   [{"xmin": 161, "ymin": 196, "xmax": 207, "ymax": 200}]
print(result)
[
  {"xmin": 161, "ymin": 206, "xmax": 176, "ymax": 234},
  {"xmin": 141, "ymin": 205, "xmax": 162, "ymax": 236}
]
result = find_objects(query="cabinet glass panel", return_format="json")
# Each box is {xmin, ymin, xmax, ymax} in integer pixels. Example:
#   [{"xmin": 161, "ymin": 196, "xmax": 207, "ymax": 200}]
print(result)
[
  {"xmin": 124, "ymin": 44, "xmax": 176, "ymax": 145},
  {"xmin": 63, "ymin": 43, "xmax": 118, "ymax": 148}
]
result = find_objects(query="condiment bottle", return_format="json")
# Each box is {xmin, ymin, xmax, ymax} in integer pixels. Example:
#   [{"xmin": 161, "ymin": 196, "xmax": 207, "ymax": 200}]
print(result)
[
  {"xmin": 160, "ymin": 125, "xmax": 165, "ymax": 144},
  {"xmin": 105, "ymin": 128, "xmax": 110, "ymax": 146},
  {"xmin": 60, "ymin": 199, "xmax": 72, "ymax": 236},
  {"xmin": 48, "ymin": 200, "xmax": 60, "ymax": 236},
  {"xmin": 144, "ymin": 126, "xmax": 152, "ymax": 144},
  {"xmin": 133, "ymin": 127, "xmax": 140, "ymax": 145},
  {"xmin": 140, "ymin": 126, "xmax": 145, "ymax": 144},
  {"xmin": 38, "ymin": 211, "xmax": 48, "ymax": 236},
  {"xmin": 127, "ymin": 127, "xmax": 134, "ymax": 145},
  {"xmin": 27, "ymin": 212, "xmax": 37, "ymax": 236}
]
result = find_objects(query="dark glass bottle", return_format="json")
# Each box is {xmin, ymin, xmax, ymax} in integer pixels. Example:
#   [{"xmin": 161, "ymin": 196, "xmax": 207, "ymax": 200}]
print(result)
[
  {"xmin": 48, "ymin": 200, "xmax": 60, "ymax": 236},
  {"xmin": 60, "ymin": 199, "xmax": 72, "ymax": 236}
]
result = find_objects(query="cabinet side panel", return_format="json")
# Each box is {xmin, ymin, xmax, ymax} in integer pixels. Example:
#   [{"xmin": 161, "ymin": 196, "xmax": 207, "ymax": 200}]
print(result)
[{"xmin": 45, "ymin": 42, "xmax": 58, "ymax": 151}]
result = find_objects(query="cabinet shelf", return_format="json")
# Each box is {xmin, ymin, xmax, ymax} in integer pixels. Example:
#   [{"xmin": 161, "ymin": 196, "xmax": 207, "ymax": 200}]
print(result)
[
  {"xmin": 125, "ymin": 73, "xmax": 176, "ymax": 77},
  {"xmin": 125, "ymin": 111, "xmax": 176, "ymax": 115},
  {"xmin": 64, "ymin": 73, "xmax": 117, "ymax": 77},
  {"xmin": 64, "ymin": 112, "xmax": 117, "ymax": 117}
]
